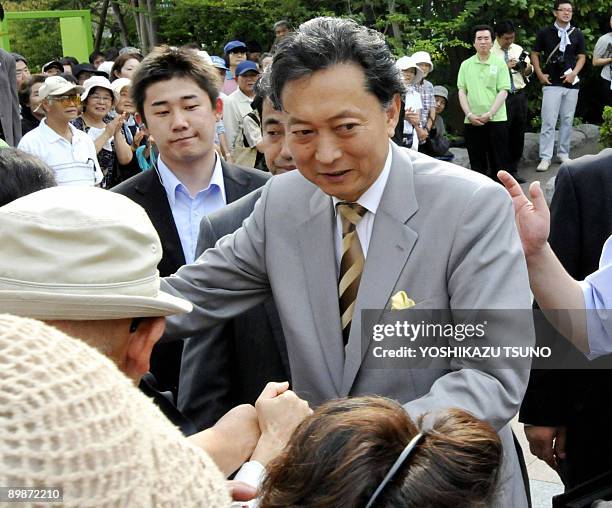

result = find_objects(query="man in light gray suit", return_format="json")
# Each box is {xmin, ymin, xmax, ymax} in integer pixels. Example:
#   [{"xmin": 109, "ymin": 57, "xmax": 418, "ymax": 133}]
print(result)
[{"xmin": 162, "ymin": 17, "xmax": 534, "ymax": 506}]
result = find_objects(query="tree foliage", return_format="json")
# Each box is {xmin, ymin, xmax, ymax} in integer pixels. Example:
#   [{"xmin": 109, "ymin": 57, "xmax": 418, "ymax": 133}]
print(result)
[{"xmin": 5, "ymin": 0, "xmax": 610, "ymax": 121}]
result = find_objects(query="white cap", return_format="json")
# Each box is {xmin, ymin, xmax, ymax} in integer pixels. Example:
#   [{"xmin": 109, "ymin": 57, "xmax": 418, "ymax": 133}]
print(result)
[
  {"xmin": 81, "ymin": 75, "xmax": 114, "ymax": 102},
  {"xmin": 97, "ymin": 60, "xmax": 114, "ymax": 77},
  {"xmin": 197, "ymin": 50, "xmax": 213, "ymax": 66},
  {"xmin": 38, "ymin": 76, "xmax": 84, "ymax": 101}
]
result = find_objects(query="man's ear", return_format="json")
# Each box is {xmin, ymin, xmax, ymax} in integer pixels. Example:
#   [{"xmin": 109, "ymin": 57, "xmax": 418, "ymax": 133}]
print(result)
[
  {"xmin": 386, "ymin": 94, "xmax": 402, "ymax": 138},
  {"xmin": 124, "ymin": 317, "xmax": 166, "ymax": 382}
]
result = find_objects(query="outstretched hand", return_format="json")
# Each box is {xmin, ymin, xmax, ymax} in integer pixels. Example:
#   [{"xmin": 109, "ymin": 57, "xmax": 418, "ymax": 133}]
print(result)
[{"xmin": 497, "ymin": 171, "xmax": 550, "ymax": 258}]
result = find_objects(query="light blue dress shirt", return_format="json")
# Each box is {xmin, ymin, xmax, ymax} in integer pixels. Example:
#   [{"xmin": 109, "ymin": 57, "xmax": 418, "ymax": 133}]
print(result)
[
  {"xmin": 580, "ymin": 235, "xmax": 612, "ymax": 359},
  {"xmin": 157, "ymin": 155, "xmax": 226, "ymax": 264}
]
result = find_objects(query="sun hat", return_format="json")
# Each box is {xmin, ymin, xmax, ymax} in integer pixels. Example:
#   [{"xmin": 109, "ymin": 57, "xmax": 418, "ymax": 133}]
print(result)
[
  {"xmin": 81, "ymin": 75, "xmax": 114, "ymax": 101},
  {"xmin": 235, "ymin": 60, "xmax": 260, "ymax": 76},
  {"xmin": 411, "ymin": 51, "xmax": 434, "ymax": 71},
  {"xmin": 37, "ymin": 76, "xmax": 84, "ymax": 101},
  {"xmin": 224, "ymin": 40, "xmax": 247, "ymax": 53},
  {"xmin": 0, "ymin": 314, "xmax": 230, "ymax": 507},
  {"xmin": 211, "ymin": 55, "xmax": 230, "ymax": 71},
  {"xmin": 0, "ymin": 186, "xmax": 193, "ymax": 320},
  {"xmin": 433, "ymin": 85, "xmax": 449, "ymax": 101},
  {"xmin": 111, "ymin": 76, "xmax": 131, "ymax": 101},
  {"xmin": 395, "ymin": 56, "xmax": 424, "ymax": 83}
]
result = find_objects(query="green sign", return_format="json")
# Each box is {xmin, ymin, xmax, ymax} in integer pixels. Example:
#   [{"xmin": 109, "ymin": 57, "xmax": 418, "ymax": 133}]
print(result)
[{"xmin": 0, "ymin": 10, "xmax": 93, "ymax": 63}]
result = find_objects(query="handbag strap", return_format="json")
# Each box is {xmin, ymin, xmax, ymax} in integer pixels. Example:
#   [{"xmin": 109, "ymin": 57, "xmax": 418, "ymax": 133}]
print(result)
[{"xmin": 545, "ymin": 27, "xmax": 575, "ymax": 67}]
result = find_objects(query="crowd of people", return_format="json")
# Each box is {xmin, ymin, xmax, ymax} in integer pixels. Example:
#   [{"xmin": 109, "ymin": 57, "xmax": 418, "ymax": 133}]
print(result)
[{"xmin": 1, "ymin": 2, "xmax": 612, "ymax": 507}]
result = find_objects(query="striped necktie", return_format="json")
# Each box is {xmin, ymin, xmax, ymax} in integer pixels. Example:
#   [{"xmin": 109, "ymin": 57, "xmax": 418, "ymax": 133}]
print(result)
[{"xmin": 337, "ymin": 202, "xmax": 368, "ymax": 345}]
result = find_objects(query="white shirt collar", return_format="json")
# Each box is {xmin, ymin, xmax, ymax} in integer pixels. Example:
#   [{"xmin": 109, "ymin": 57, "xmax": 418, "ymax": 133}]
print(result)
[
  {"xmin": 231, "ymin": 88, "xmax": 253, "ymax": 103},
  {"xmin": 332, "ymin": 142, "xmax": 393, "ymax": 215},
  {"xmin": 157, "ymin": 153, "xmax": 226, "ymax": 206},
  {"xmin": 39, "ymin": 118, "xmax": 78, "ymax": 144}
]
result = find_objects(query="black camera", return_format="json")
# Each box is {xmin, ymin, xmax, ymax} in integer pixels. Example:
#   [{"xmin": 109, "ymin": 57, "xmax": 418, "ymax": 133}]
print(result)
[{"xmin": 514, "ymin": 50, "xmax": 530, "ymax": 73}]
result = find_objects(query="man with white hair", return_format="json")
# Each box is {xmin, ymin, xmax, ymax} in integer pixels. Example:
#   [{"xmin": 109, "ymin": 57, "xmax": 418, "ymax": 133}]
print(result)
[
  {"xmin": 18, "ymin": 76, "xmax": 103, "ymax": 186},
  {"xmin": 0, "ymin": 185, "xmax": 310, "ymax": 480}
]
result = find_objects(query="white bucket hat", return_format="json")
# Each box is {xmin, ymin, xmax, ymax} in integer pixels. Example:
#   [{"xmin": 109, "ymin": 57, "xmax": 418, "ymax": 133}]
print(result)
[
  {"xmin": 0, "ymin": 186, "xmax": 192, "ymax": 320},
  {"xmin": 0, "ymin": 314, "xmax": 229, "ymax": 507},
  {"xmin": 395, "ymin": 56, "xmax": 424, "ymax": 83},
  {"xmin": 81, "ymin": 75, "xmax": 114, "ymax": 102},
  {"xmin": 411, "ymin": 51, "xmax": 434, "ymax": 72}
]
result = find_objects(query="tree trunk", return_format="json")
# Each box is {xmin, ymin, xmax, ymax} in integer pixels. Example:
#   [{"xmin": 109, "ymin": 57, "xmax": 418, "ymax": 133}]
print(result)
[
  {"xmin": 146, "ymin": 0, "xmax": 156, "ymax": 49},
  {"xmin": 362, "ymin": 0, "xmax": 376, "ymax": 28},
  {"xmin": 94, "ymin": 0, "xmax": 111, "ymax": 52},
  {"xmin": 387, "ymin": 0, "xmax": 402, "ymax": 40},
  {"xmin": 111, "ymin": 1, "xmax": 130, "ymax": 47}
]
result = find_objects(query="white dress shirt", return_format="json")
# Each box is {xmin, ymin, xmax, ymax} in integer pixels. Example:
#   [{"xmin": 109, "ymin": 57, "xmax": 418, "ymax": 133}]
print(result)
[
  {"xmin": 157, "ymin": 154, "xmax": 226, "ymax": 264},
  {"xmin": 580, "ymin": 235, "xmax": 612, "ymax": 359},
  {"xmin": 18, "ymin": 119, "xmax": 103, "ymax": 186},
  {"xmin": 332, "ymin": 144, "xmax": 393, "ymax": 272}
]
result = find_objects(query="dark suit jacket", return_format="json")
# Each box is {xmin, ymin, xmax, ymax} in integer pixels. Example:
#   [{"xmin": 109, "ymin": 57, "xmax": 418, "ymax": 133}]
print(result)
[
  {"xmin": 519, "ymin": 149, "xmax": 612, "ymax": 487},
  {"xmin": 113, "ymin": 160, "xmax": 271, "ymax": 395},
  {"xmin": 0, "ymin": 49, "xmax": 21, "ymax": 146},
  {"xmin": 178, "ymin": 189, "xmax": 290, "ymax": 430}
]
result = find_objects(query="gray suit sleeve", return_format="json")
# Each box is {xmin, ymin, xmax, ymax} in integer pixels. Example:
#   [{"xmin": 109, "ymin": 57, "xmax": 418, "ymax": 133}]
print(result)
[
  {"xmin": 403, "ymin": 183, "xmax": 534, "ymax": 432},
  {"xmin": 161, "ymin": 180, "xmax": 272, "ymax": 342}
]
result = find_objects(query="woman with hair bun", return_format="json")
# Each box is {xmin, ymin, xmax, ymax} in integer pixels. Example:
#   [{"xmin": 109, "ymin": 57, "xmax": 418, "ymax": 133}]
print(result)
[{"xmin": 258, "ymin": 396, "xmax": 501, "ymax": 508}]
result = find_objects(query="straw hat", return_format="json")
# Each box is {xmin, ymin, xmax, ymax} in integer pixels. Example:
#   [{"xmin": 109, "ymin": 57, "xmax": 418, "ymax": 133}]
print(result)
[
  {"xmin": 0, "ymin": 313, "xmax": 230, "ymax": 507},
  {"xmin": 0, "ymin": 186, "xmax": 192, "ymax": 320}
]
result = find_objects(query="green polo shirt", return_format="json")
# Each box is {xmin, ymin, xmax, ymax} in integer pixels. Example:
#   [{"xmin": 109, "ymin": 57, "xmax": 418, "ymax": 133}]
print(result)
[{"xmin": 457, "ymin": 53, "xmax": 510, "ymax": 123}]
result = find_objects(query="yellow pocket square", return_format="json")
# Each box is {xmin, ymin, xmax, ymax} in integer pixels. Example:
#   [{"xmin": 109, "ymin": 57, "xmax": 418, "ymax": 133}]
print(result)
[{"xmin": 390, "ymin": 291, "xmax": 415, "ymax": 310}]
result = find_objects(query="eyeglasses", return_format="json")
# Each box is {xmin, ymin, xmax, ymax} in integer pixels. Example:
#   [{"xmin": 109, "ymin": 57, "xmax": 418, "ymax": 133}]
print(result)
[
  {"xmin": 555, "ymin": 7, "xmax": 573, "ymax": 12},
  {"xmin": 16, "ymin": 68, "xmax": 30, "ymax": 76},
  {"xmin": 89, "ymin": 94, "xmax": 113, "ymax": 103},
  {"xmin": 50, "ymin": 95, "xmax": 82, "ymax": 107}
]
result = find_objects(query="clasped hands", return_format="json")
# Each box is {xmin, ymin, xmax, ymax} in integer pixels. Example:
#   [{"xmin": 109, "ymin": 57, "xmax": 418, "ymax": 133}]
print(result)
[
  {"xmin": 189, "ymin": 381, "xmax": 311, "ymax": 501},
  {"xmin": 467, "ymin": 111, "xmax": 493, "ymax": 126}
]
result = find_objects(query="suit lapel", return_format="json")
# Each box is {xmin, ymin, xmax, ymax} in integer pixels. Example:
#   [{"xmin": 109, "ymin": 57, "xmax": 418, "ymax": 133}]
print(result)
[
  {"xmin": 341, "ymin": 144, "xmax": 419, "ymax": 394},
  {"xmin": 136, "ymin": 171, "xmax": 186, "ymax": 274},
  {"xmin": 221, "ymin": 160, "xmax": 250, "ymax": 203},
  {"xmin": 297, "ymin": 190, "xmax": 344, "ymax": 395}
]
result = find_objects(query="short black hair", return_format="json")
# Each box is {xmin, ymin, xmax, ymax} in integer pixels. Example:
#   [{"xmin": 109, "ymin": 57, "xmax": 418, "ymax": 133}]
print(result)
[
  {"xmin": 89, "ymin": 51, "xmax": 105, "ymax": 64},
  {"xmin": 18, "ymin": 74, "xmax": 46, "ymax": 109},
  {"xmin": 554, "ymin": 0, "xmax": 572, "ymax": 10},
  {"xmin": 131, "ymin": 45, "xmax": 220, "ymax": 124},
  {"xmin": 12, "ymin": 53, "xmax": 27, "ymax": 65},
  {"xmin": 60, "ymin": 56, "xmax": 79, "ymax": 68},
  {"xmin": 494, "ymin": 20, "xmax": 516, "ymax": 37},
  {"xmin": 471, "ymin": 24, "xmax": 494, "ymax": 42},
  {"xmin": 270, "ymin": 17, "xmax": 403, "ymax": 110},
  {"xmin": 0, "ymin": 149, "xmax": 57, "ymax": 207}
]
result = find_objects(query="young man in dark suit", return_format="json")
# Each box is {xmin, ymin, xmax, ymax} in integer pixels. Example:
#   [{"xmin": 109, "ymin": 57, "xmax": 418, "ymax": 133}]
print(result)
[
  {"xmin": 179, "ymin": 75, "xmax": 295, "ymax": 429},
  {"xmin": 113, "ymin": 46, "xmax": 270, "ymax": 396}
]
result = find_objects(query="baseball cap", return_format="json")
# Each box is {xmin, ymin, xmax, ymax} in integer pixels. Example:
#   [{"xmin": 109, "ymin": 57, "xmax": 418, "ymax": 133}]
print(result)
[
  {"xmin": 235, "ymin": 60, "xmax": 260, "ymax": 76},
  {"xmin": 0, "ymin": 186, "xmax": 193, "ymax": 320},
  {"xmin": 210, "ymin": 56, "xmax": 229, "ymax": 71},
  {"xmin": 42, "ymin": 60, "xmax": 64, "ymax": 74},
  {"xmin": 37, "ymin": 76, "xmax": 84, "ymax": 100},
  {"xmin": 223, "ymin": 40, "xmax": 247, "ymax": 53},
  {"xmin": 72, "ymin": 63, "xmax": 107, "ymax": 79}
]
